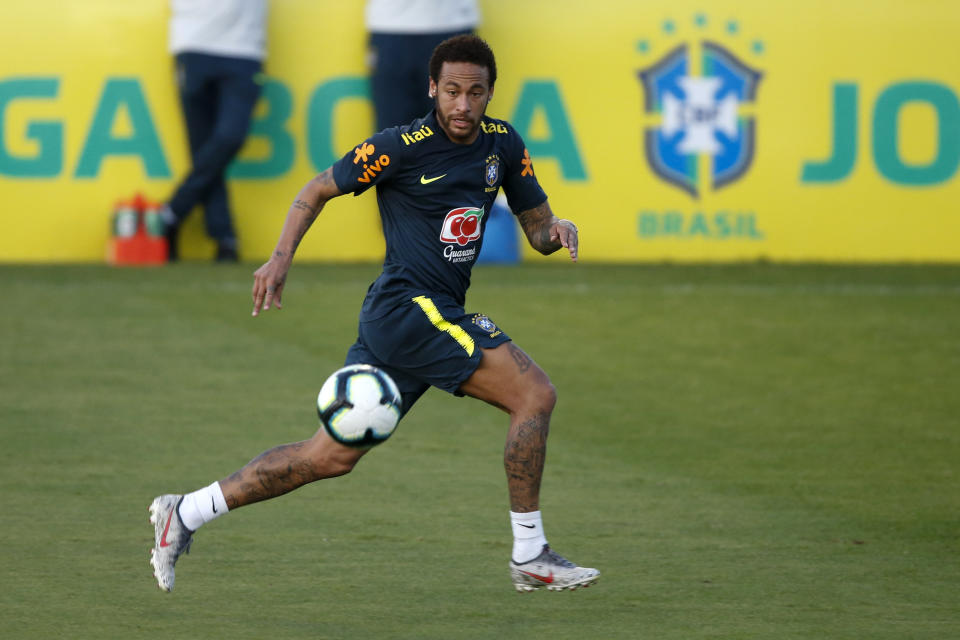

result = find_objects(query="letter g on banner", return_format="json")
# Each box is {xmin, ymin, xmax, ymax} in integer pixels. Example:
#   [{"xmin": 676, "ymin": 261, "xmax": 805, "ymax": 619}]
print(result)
[{"xmin": 0, "ymin": 77, "xmax": 62, "ymax": 177}]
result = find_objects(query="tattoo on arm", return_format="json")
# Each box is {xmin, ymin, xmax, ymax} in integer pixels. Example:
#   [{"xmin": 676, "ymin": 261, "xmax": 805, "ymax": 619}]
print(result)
[
  {"xmin": 293, "ymin": 217, "xmax": 313, "ymax": 251},
  {"xmin": 287, "ymin": 169, "xmax": 338, "ymax": 251},
  {"xmin": 292, "ymin": 199, "xmax": 317, "ymax": 215},
  {"xmin": 516, "ymin": 202, "xmax": 561, "ymax": 255},
  {"xmin": 288, "ymin": 200, "xmax": 319, "ymax": 252}
]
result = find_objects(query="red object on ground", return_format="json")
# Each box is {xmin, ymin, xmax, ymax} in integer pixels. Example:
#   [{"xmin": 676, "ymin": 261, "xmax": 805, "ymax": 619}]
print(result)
[{"xmin": 107, "ymin": 193, "xmax": 168, "ymax": 266}]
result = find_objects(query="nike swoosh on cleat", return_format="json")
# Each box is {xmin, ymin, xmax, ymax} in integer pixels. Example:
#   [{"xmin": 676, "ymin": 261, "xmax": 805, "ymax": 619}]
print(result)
[
  {"xmin": 159, "ymin": 511, "xmax": 174, "ymax": 547},
  {"xmin": 420, "ymin": 174, "xmax": 446, "ymax": 184},
  {"xmin": 520, "ymin": 570, "xmax": 555, "ymax": 584}
]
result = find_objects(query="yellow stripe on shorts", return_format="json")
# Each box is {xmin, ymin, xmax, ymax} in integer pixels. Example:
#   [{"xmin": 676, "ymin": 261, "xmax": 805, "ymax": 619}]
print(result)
[{"xmin": 411, "ymin": 295, "xmax": 475, "ymax": 356}]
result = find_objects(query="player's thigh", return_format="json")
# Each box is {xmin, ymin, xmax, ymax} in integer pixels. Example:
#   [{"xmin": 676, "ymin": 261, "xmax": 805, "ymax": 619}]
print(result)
[{"xmin": 459, "ymin": 342, "xmax": 556, "ymax": 414}]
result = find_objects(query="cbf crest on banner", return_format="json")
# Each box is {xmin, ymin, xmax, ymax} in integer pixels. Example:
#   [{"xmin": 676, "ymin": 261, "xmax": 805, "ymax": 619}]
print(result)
[{"xmin": 638, "ymin": 36, "xmax": 762, "ymax": 198}]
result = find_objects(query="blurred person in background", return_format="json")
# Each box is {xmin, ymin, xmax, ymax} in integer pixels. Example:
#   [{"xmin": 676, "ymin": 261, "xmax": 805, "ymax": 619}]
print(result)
[
  {"xmin": 366, "ymin": 0, "xmax": 479, "ymax": 131},
  {"xmin": 159, "ymin": 0, "xmax": 268, "ymax": 262}
]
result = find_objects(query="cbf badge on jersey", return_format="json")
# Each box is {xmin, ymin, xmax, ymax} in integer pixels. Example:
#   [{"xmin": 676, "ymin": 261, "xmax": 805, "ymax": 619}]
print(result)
[{"xmin": 484, "ymin": 154, "xmax": 500, "ymax": 192}]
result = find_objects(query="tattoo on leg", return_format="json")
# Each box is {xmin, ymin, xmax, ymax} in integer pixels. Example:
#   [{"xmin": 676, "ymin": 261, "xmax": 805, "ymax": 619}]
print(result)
[
  {"xmin": 508, "ymin": 343, "xmax": 532, "ymax": 374},
  {"xmin": 223, "ymin": 441, "xmax": 318, "ymax": 509},
  {"xmin": 504, "ymin": 412, "xmax": 550, "ymax": 512}
]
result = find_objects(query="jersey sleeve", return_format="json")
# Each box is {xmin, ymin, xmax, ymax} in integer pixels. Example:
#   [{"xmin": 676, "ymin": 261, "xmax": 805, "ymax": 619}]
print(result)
[
  {"xmin": 332, "ymin": 128, "xmax": 404, "ymax": 196},
  {"xmin": 500, "ymin": 125, "xmax": 548, "ymax": 214}
]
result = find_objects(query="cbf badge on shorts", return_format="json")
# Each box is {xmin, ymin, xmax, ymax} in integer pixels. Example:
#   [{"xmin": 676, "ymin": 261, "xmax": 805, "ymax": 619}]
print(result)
[
  {"xmin": 472, "ymin": 313, "xmax": 501, "ymax": 338},
  {"xmin": 473, "ymin": 313, "xmax": 502, "ymax": 338}
]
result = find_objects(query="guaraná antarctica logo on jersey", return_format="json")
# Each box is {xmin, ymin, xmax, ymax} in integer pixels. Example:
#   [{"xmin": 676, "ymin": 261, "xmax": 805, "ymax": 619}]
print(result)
[
  {"xmin": 637, "ymin": 15, "xmax": 763, "ymax": 199},
  {"xmin": 440, "ymin": 206, "xmax": 485, "ymax": 262}
]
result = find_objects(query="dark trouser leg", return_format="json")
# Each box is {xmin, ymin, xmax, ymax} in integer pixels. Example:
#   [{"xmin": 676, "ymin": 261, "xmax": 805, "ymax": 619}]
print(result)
[{"xmin": 168, "ymin": 53, "xmax": 261, "ymax": 254}]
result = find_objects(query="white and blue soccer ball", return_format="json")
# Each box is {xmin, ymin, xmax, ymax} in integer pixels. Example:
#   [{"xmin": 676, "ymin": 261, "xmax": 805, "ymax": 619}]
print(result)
[{"xmin": 317, "ymin": 364, "xmax": 402, "ymax": 448}]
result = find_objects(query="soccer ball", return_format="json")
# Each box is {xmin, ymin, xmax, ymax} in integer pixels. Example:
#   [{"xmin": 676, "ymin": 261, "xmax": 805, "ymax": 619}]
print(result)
[{"xmin": 316, "ymin": 364, "xmax": 402, "ymax": 448}]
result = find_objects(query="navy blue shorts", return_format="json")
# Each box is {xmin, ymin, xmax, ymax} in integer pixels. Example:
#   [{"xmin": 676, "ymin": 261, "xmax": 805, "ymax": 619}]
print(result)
[{"xmin": 344, "ymin": 294, "xmax": 511, "ymax": 415}]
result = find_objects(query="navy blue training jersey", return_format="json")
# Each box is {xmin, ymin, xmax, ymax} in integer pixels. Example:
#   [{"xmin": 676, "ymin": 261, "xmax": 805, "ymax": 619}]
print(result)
[{"xmin": 331, "ymin": 110, "xmax": 547, "ymax": 320}]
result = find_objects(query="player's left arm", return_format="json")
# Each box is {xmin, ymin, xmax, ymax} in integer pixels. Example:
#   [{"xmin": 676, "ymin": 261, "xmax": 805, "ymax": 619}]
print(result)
[{"xmin": 516, "ymin": 200, "xmax": 578, "ymax": 262}]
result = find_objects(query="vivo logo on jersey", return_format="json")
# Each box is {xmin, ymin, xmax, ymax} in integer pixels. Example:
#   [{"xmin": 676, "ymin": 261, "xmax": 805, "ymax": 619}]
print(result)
[
  {"xmin": 440, "ymin": 206, "xmax": 484, "ymax": 247},
  {"xmin": 357, "ymin": 154, "xmax": 391, "ymax": 183}
]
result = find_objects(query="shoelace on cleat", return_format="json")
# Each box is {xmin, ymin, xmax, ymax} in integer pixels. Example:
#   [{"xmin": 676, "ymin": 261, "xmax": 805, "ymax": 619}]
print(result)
[{"xmin": 542, "ymin": 548, "xmax": 576, "ymax": 568}]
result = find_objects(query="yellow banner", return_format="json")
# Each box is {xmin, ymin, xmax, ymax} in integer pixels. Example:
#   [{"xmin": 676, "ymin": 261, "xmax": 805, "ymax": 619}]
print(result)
[
  {"xmin": 487, "ymin": 0, "xmax": 960, "ymax": 262},
  {"xmin": 0, "ymin": 0, "xmax": 380, "ymax": 262},
  {"xmin": 1, "ymin": 0, "xmax": 958, "ymax": 262}
]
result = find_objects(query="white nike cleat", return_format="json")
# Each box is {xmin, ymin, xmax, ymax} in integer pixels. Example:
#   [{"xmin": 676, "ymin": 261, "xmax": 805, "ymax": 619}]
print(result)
[
  {"xmin": 148, "ymin": 494, "xmax": 193, "ymax": 592},
  {"xmin": 510, "ymin": 545, "xmax": 600, "ymax": 592}
]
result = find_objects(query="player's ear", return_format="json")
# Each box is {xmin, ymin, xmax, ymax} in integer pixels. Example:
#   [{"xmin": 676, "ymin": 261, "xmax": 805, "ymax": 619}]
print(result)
[{"xmin": 428, "ymin": 78, "xmax": 437, "ymax": 98}]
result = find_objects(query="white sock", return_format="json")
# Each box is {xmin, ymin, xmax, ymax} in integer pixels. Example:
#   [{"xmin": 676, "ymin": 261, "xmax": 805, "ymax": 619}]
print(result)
[
  {"xmin": 510, "ymin": 510, "xmax": 548, "ymax": 563},
  {"xmin": 177, "ymin": 481, "xmax": 229, "ymax": 532}
]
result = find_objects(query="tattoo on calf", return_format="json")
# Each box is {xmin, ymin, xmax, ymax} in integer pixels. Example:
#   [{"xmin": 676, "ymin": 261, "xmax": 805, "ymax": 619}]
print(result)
[
  {"xmin": 504, "ymin": 412, "xmax": 550, "ymax": 512},
  {"xmin": 225, "ymin": 442, "xmax": 317, "ymax": 509}
]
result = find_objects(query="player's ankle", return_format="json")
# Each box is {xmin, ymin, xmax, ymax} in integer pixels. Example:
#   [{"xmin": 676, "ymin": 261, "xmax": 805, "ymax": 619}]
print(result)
[
  {"xmin": 510, "ymin": 510, "xmax": 547, "ymax": 563},
  {"xmin": 178, "ymin": 481, "xmax": 229, "ymax": 531}
]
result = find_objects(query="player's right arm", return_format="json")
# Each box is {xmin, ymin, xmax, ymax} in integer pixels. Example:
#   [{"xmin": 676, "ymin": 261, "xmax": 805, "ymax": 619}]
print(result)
[{"xmin": 251, "ymin": 168, "xmax": 343, "ymax": 316}]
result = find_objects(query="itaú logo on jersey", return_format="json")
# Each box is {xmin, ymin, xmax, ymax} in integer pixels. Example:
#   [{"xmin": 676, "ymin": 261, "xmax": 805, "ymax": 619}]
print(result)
[{"xmin": 439, "ymin": 206, "xmax": 485, "ymax": 246}]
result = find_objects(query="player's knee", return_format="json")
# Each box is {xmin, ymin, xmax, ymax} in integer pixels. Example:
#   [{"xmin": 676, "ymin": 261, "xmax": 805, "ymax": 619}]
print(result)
[
  {"xmin": 524, "ymin": 378, "xmax": 557, "ymax": 414},
  {"xmin": 543, "ymin": 381, "xmax": 558, "ymax": 412},
  {"xmin": 306, "ymin": 436, "xmax": 366, "ymax": 479},
  {"xmin": 323, "ymin": 456, "xmax": 358, "ymax": 478}
]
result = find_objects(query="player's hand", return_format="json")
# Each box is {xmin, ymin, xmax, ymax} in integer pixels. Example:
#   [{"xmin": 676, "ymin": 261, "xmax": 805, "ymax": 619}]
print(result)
[
  {"xmin": 251, "ymin": 254, "xmax": 291, "ymax": 317},
  {"xmin": 550, "ymin": 219, "xmax": 579, "ymax": 262}
]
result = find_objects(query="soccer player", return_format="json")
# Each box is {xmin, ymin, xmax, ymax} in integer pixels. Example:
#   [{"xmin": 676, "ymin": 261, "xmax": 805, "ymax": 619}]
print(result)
[{"xmin": 150, "ymin": 34, "xmax": 599, "ymax": 593}]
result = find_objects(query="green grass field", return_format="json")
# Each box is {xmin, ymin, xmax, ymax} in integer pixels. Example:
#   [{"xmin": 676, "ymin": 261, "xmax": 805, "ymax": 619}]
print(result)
[{"xmin": 1, "ymin": 262, "xmax": 958, "ymax": 639}]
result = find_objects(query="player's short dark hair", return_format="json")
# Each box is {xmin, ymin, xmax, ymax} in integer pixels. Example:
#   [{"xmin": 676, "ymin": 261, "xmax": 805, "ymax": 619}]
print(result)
[{"xmin": 429, "ymin": 34, "xmax": 497, "ymax": 87}]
